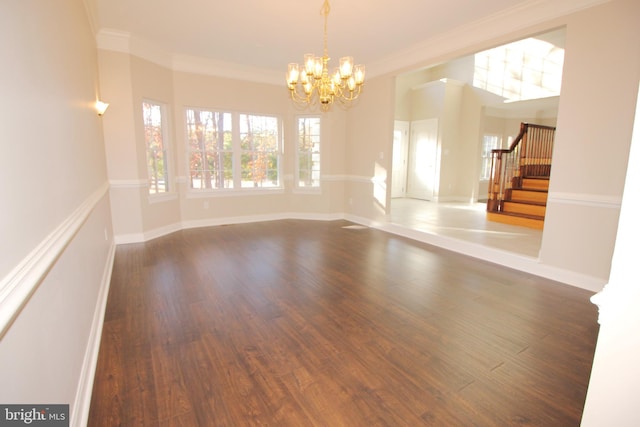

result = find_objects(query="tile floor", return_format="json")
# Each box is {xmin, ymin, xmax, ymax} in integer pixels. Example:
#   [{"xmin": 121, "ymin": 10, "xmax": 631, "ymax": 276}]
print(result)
[{"xmin": 389, "ymin": 198, "xmax": 542, "ymax": 258}]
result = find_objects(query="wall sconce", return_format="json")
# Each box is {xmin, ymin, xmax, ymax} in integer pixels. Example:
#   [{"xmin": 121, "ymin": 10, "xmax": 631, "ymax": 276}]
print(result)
[{"xmin": 95, "ymin": 100, "xmax": 109, "ymax": 116}]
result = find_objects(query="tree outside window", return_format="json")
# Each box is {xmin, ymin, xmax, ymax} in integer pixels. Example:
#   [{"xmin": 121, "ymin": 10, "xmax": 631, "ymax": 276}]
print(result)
[
  {"xmin": 297, "ymin": 116, "xmax": 321, "ymax": 188},
  {"xmin": 186, "ymin": 109, "xmax": 233, "ymax": 189},
  {"xmin": 186, "ymin": 109, "xmax": 281, "ymax": 190},
  {"xmin": 142, "ymin": 101, "xmax": 169, "ymax": 194},
  {"xmin": 240, "ymin": 114, "xmax": 280, "ymax": 188}
]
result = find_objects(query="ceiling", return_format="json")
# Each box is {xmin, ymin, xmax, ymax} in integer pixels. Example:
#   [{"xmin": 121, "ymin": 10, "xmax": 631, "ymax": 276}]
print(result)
[
  {"xmin": 86, "ymin": 0, "xmax": 541, "ymax": 74},
  {"xmin": 84, "ymin": 0, "xmax": 606, "ymax": 84}
]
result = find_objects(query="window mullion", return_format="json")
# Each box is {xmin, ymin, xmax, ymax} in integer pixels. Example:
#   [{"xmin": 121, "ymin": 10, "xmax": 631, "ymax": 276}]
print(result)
[{"xmin": 232, "ymin": 113, "xmax": 242, "ymax": 188}]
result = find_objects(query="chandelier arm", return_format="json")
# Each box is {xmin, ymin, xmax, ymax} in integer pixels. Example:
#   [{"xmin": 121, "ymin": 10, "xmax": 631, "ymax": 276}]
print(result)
[
  {"xmin": 289, "ymin": 87, "xmax": 312, "ymax": 104},
  {"xmin": 331, "ymin": 85, "xmax": 361, "ymax": 104}
]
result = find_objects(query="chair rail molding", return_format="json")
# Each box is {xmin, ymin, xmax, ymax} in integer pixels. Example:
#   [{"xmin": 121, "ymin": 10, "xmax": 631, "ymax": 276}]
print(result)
[{"xmin": 0, "ymin": 182, "xmax": 110, "ymax": 338}]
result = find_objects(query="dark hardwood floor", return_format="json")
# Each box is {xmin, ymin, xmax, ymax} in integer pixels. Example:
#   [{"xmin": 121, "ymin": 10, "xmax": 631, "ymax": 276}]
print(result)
[{"xmin": 88, "ymin": 220, "xmax": 599, "ymax": 426}]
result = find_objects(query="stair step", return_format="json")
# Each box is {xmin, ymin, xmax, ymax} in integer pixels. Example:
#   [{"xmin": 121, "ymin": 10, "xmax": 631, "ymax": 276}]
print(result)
[
  {"xmin": 511, "ymin": 189, "xmax": 548, "ymax": 204},
  {"xmin": 487, "ymin": 211, "xmax": 545, "ymax": 230},
  {"xmin": 502, "ymin": 201, "xmax": 547, "ymax": 217},
  {"xmin": 522, "ymin": 177, "xmax": 550, "ymax": 191}
]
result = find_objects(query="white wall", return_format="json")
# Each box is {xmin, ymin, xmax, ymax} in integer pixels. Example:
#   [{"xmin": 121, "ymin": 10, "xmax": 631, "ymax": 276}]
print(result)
[
  {"xmin": 581, "ymin": 82, "xmax": 640, "ymax": 427},
  {"xmin": 0, "ymin": 0, "xmax": 635, "ymax": 424},
  {"xmin": 365, "ymin": 0, "xmax": 639, "ymax": 291},
  {"xmin": 539, "ymin": 0, "xmax": 640, "ymax": 284},
  {"xmin": 399, "ymin": 38, "xmax": 561, "ymax": 204},
  {"xmin": 407, "ymin": 79, "xmax": 482, "ymax": 202},
  {"xmin": 98, "ymin": 51, "xmax": 352, "ymax": 243},
  {"xmin": 344, "ymin": 76, "xmax": 396, "ymax": 223},
  {"xmin": 97, "ymin": 0, "xmax": 638, "ymax": 292},
  {"xmin": 97, "ymin": 0, "xmax": 639, "ymax": 291},
  {"xmin": 0, "ymin": 1, "xmax": 114, "ymax": 425}
]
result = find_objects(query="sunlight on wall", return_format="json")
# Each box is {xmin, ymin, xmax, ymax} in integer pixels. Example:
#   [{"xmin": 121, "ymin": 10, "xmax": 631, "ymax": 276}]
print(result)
[{"xmin": 473, "ymin": 37, "xmax": 564, "ymax": 102}]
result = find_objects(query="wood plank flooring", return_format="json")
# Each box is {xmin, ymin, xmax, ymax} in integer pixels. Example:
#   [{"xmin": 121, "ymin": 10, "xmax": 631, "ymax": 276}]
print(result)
[{"xmin": 88, "ymin": 220, "xmax": 599, "ymax": 426}]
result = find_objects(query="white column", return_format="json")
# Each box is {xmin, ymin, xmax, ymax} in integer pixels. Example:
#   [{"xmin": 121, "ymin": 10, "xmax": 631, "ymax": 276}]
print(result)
[{"xmin": 581, "ymin": 84, "xmax": 640, "ymax": 426}]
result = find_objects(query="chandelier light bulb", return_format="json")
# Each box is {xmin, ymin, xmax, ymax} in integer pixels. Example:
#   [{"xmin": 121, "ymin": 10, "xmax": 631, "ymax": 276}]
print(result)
[
  {"xmin": 354, "ymin": 65, "xmax": 365, "ymax": 85},
  {"xmin": 339, "ymin": 57, "xmax": 353, "ymax": 79},
  {"xmin": 314, "ymin": 58, "xmax": 323, "ymax": 79},
  {"xmin": 301, "ymin": 72, "xmax": 310, "ymax": 85},
  {"xmin": 304, "ymin": 54, "xmax": 316, "ymax": 75},
  {"xmin": 303, "ymin": 81, "xmax": 313, "ymax": 95},
  {"xmin": 332, "ymin": 69, "xmax": 341, "ymax": 85},
  {"xmin": 287, "ymin": 63, "xmax": 300, "ymax": 87}
]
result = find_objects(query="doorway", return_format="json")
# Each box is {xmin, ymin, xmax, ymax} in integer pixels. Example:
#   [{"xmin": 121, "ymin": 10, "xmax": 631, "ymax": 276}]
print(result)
[
  {"xmin": 406, "ymin": 119, "xmax": 438, "ymax": 201},
  {"xmin": 391, "ymin": 121, "xmax": 409, "ymax": 198},
  {"xmin": 388, "ymin": 28, "xmax": 565, "ymax": 257}
]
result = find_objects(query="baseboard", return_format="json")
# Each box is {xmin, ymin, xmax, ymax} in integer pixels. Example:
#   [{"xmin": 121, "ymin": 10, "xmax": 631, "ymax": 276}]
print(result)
[
  {"xmin": 182, "ymin": 212, "xmax": 344, "ymax": 232},
  {"xmin": 346, "ymin": 214, "xmax": 605, "ymax": 293},
  {"xmin": 113, "ymin": 232, "xmax": 145, "ymax": 245},
  {"xmin": 113, "ymin": 212, "xmax": 606, "ymax": 292},
  {"xmin": 71, "ymin": 242, "xmax": 116, "ymax": 427},
  {"xmin": 143, "ymin": 222, "xmax": 183, "ymax": 242},
  {"xmin": 115, "ymin": 212, "xmax": 345, "ymax": 244}
]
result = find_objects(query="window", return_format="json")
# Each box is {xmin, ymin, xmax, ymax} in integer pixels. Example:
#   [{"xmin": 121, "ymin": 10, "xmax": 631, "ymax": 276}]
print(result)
[
  {"xmin": 186, "ymin": 109, "xmax": 233, "ymax": 189},
  {"xmin": 473, "ymin": 36, "xmax": 564, "ymax": 102},
  {"xmin": 480, "ymin": 134, "xmax": 501, "ymax": 180},
  {"xmin": 142, "ymin": 101, "xmax": 169, "ymax": 194},
  {"xmin": 296, "ymin": 116, "xmax": 321, "ymax": 188},
  {"xmin": 240, "ymin": 114, "xmax": 280, "ymax": 188},
  {"xmin": 186, "ymin": 108, "xmax": 282, "ymax": 190}
]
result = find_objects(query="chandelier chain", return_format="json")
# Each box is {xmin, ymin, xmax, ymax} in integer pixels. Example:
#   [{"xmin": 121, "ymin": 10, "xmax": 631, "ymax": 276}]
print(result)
[{"xmin": 321, "ymin": 0, "xmax": 330, "ymax": 58}]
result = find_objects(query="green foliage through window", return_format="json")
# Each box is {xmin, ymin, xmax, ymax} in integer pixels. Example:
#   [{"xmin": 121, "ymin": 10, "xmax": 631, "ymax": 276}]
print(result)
[
  {"xmin": 186, "ymin": 109, "xmax": 233, "ymax": 189},
  {"xmin": 296, "ymin": 116, "xmax": 321, "ymax": 188},
  {"xmin": 143, "ymin": 102, "xmax": 169, "ymax": 194},
  {"xmin": 186, "ymin": 109, "xmax": 281, "ymax": 190}
]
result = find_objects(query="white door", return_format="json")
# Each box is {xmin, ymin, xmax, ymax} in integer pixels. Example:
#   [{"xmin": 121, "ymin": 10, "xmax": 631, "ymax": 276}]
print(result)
[
  {"xmin": 391, "ymin": 121, "xmax": 409, "ymax": 198},
  {"xmin": 407, "ymin": 119, "xmax": 438, "ymax": 201}
]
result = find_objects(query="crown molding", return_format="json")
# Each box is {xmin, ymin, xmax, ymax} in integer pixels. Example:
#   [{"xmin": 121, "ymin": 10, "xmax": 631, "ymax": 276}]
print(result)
[
  {"xmin": 96, "ymin": 29, "xmax": 131, "ymax": 54},
  {"xmin": 171, "ymin": 54, "xmax": 283, "ymax": 85},
  {"xmin": 97, "ymin": 29, "xmax": 173, "ymax": 70},
  {"xmin": 96, "ymin": 29, "xmax": 281, "ymax": 85},
  {"xmin": 484, "ymin": 96, "xmax": 560, "ymax": 119},
  {"xmin": 367, "ymin": 0, "xmax": 611, "ymax": 77},
  {"xmin": 95, "ymin": 0, "xmax": 610, "ymax": 83}
]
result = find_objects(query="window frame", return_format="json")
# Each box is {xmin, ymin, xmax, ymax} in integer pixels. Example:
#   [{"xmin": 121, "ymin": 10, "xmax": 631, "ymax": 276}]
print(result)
[
  {"xmin": 185, "ymin": 108, "xmax": 234, "ymax": 191},
  {"xmin": 142, "ymin": 99, "xmax": 171, "ymax": 196},
  {"xmin": 480, "ymin": 133, "xmax": 502, "ymax": 181},
  {"xmin": 239, "ymin": 113, "xmax": 282, "ymax": 189},
  {"xmin": 473, "ymin": 36, "xmax": 564, "ymax": 102},
  {"xmin": 295, "ymin": 115, "xmax": 322, "ymax": 191},
  {"xmin": 185, "ymin": 107, "xmax": 284, "ymax": 194}
]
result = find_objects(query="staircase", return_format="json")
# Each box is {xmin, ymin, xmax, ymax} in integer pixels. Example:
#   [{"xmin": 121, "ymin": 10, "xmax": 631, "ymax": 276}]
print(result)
[
  {"xmin": 486, "ymin": 176, "xmax": 548, "ymax": 229},
  {"xmin": 486, "ymin": 123, "xmax": 555, "ymax": 230}
]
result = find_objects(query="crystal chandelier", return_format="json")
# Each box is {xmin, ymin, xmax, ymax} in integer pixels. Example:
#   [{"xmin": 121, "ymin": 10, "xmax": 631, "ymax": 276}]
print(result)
[{"xmin": 286, "ymin": 0, "xmax": 365, "ymax": 112}]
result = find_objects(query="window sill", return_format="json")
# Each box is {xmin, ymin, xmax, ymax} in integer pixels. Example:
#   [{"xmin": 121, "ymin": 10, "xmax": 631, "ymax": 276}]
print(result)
[{"xmin": 186, "ymin": 188, "xmax": 285, "ymax": 198}]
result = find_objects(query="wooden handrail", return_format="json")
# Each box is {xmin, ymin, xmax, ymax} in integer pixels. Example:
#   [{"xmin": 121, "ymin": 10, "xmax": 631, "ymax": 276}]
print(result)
[{"xmin": 487, "ymin": 123, "xmax": 556, "ymax": 213}]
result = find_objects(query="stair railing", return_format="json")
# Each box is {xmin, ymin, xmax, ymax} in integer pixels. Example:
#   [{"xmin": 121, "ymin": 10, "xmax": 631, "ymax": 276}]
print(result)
[{"xmin": 487, "ymin": 123, "xmax": 556, "ymax": 213}]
